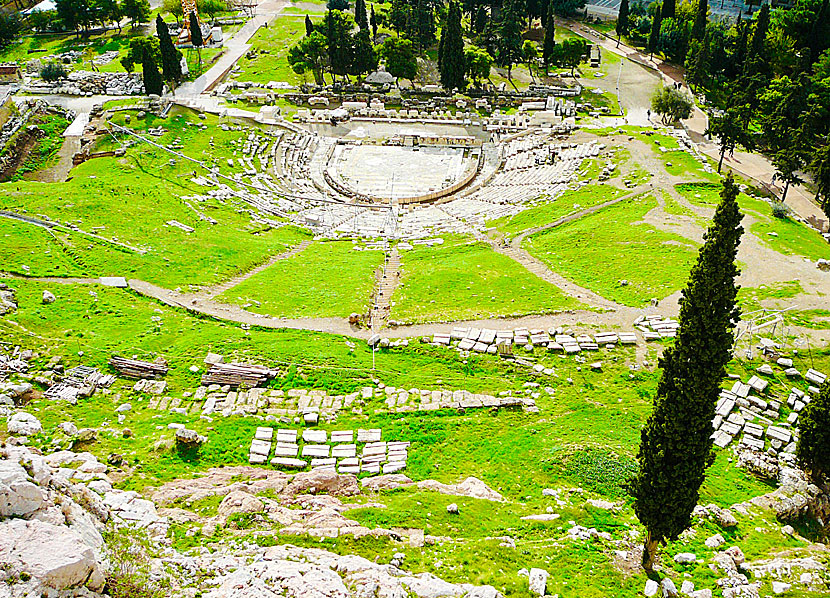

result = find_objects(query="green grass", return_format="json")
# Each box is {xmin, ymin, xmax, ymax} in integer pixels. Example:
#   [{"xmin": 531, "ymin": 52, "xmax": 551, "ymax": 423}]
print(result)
[
  {"xmin": 0, "ymin": 218, "xmax": 83, "ymax": 277},
  {"xmin": 217, "ymin": 241, "xmax": 383, "ymax": 318},
  {"xmin": 676, "ymin": 183, "xmax": 830, "ymax": 261},
  {"xmin": 738, "ymin": 281, "xmax": 804, "ymax": 313},
  {"xmin": 7, "ymin": 112, "xmax": 70, "ymax": 181},
  {"xmin": 1, "ymin": 107, "xmax": 311, "ymax": 288},
  {"xmin": 231, "ymin": 16, "xmax": 316, "ymax": 85},
  {"xmin": 524, "ymin": 194, "xmax": 700, "ymax": 306},
  {"xmin": 391, "ymin": 236, "xmax": 585, "ymax": 323},
  {"xmin": 488, "ymin": 185, "xmax": 626, "ymax": 237}
]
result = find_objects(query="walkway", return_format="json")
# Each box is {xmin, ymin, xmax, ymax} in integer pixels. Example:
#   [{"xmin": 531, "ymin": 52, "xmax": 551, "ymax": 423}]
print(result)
[{"xmin": 175, "ymin": 0, "xmax": 288, "ymax": 98}]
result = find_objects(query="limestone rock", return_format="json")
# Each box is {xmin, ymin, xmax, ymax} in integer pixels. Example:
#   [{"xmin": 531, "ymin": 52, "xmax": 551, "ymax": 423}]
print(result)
[
  {"xmin": 0, "ymin": 461, "xmax": 44, "ymax": 517},
  {"xmin": 644, "ymin": 579, "xmax": 659, "ymax": 596},
  {"xmin": 661, "ymin": 578, "xmax": 679, "ymax": 597},
  {"xmin": 217, "ymin": 490, "xmax": 265, "ymax": 519},
  {"xmin": 0, "ymin": 518, "xmax": 105, "ymax": 591},
  {"xmin": 416, "ymin": 476, "xmax": 504, "ymax": 502},
  {"xmin": 42, "ymin": 290, "xmax": 56, "ymax": 304},
  {"xmin": 771, "ymin": 582, "xmax": 791, "ymax": 594},
  {"xmin": 681, "ymin": 581, "xmax": 694, "ymax": 595},
  {"xmin": 446, "ymin": 503, "xmax": 459, "ymax": 514},
  {"xmin": 674, "ymin": 553, "xmax": 696, "ymax": 564},
  {"xmin": 283, "ymin": 469, "xmax": 359, "ymax": 497},
  {"xmin": 7, "ymin": 412, "xmax": 42, "ymax": 436},
  {"xmin": 175, "ymin": 427, "xmax": 207, "ymax": 446},
  {"xmin": 528, "ymin": 568, "xmax": 548, "ymax": 595},
  {"xmin": 361, "ymin": 474, "xmax": 413, "ymax": 492}
]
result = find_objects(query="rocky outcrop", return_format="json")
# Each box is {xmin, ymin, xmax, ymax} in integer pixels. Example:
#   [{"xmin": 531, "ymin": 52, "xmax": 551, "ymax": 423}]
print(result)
[
  {"xmin": 749, "ymin": 466, "xmax": 830, "ymax": 524},
  {"xmin": 6, "ymin": 412, "xmax": 42, "ymax": 436},
  {"xmin": 283, "ymin": 468, "xmax": 360, "ymax": 497},
  {"xmin": 416, "ymin": 477, "xmax": 505, "ymax": 502}
]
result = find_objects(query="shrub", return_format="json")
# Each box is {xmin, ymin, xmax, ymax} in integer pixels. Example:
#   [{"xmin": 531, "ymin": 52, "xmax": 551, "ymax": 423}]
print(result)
[
  {"xmin": 40, "ymin": 62, "xmax": 68, "ymax": 82},
  {"xmin": 770, "ymin": 200, "xmax": 789, "ymax": 219}
]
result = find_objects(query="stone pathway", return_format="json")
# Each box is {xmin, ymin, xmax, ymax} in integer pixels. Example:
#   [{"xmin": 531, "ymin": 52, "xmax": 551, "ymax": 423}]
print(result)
[
  {"xmin": 199, "ymin": 240, "xmax": 311, "ymax": 299},
  {"xmin": 371, "ymin": 247, "xmax": 401, "ymax": 327}
]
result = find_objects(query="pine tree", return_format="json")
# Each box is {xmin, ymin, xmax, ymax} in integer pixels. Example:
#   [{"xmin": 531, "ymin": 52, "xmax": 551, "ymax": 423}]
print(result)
[
  {"xmin": 189, "ymin": 10, "xmax": 203, "ymax": 70},
  {"xmin": 370, "ymin": 4, "xmax": 377, "ymax": 37},
  {"xmin": 355, "ymin": 0, "xmax": 368, "ymax": 31},
  {"xmin": 439, "ymin": 1, "xmax": 465, "ymax": 91},
  {"xmin": 629, "ymin": 174, "xmax": 744, "ymax": 573},
  {"xmin": 691, "ymin": 0, "xmax": 707, "ymax": 42},
  {"xmin": 305, "ymin": 14, "xmax": 314, "ymax": 35},
  {"xmin": 414, "ymin": 0, "xmax": 435, "ymax": 49},
  {"xmin": 616, "ymin": 0, "xmax": 629, "ymax": 43},
  {"xmin": 142, "ymin": 43, "xmax": 164, "ymax": 95},
  {"xmin": 156, "ymin": 15, "xmax": 183, "ymax": 87},
  {"xmin": 660, "ymin": 0, "xmax": 675, "ymax": 19},
  {"xmin": 648, "ymin": 5, "xmax": 663, "ymax": 56},
  {"xmin": 543, "ymin": 9, "xmax": 556, "ymax": 74},
  {"xmin": 797, "ymin": 381, "xmax": 830, "ymax": 485}
]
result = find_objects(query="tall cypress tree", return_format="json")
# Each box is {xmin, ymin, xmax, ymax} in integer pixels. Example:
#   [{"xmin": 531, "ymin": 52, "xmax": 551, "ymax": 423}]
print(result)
[
  {"xmin": 807, "ymin": 0, "xmax": 829, "ymax": 63},
  {"xmin": 629, "ymin": 174, "xmax": 744, "ymax": 573},
  {"xmin": 691, "ymin": 0, "xmax": 707, "ymax": 42},
  {"xmin": 660, "ymin": 0, "xmax": 675, "ymax": 19},
  {"xmin": 189, "ymin": 11, "xmax": 203, "ymax": 69},
  {"xmin": 439, "ymin": 1, "xmax": 465, "ymax": 90},
  {"xmin": 616, "ymin": 0, "xmax": 629, "ymax": 41},
  {"xmin": 498, "ymin": 0, "xmax": 523, "ymax": 85},
  {"xmin": 370, "ymin": 4, "xmax": 377, "ymax": 37},
  {"xmin": 156, "ymin": 15, "xmax": 182, "ymax": 87},
  {"xmin": 747, "ymin": 2, "xmax": 769, "ymax": 62},
  {"xmin": 648, "ymin": 4, "xmax": 663, "ymax": 56},
  {"xmin": 543, "ymin": 9, "xmax": 556, "ymax": 74},
  {"xmin": 474, "ymin": 5, "xmax": 488, "ymax": 34},
  {"xmin": 142, "ymin": 44, "xmax": 164, "ymax": 95},
  {"xmin": 355, "ymin": 0, "xmax": 368, "ymax": 31},
  {"xmin": 797, "ymin": 381, "xmax": 830, "ymax": 484},
  {"xmin": 305, "ymin": 14, "xmax": 314, "ymax": 35}
]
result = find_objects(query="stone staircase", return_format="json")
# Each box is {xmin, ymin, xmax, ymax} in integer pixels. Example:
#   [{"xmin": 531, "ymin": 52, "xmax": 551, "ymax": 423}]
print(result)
[{"xmin": 371, "ymin": 247, "xmax": 401, "ymax": 327}]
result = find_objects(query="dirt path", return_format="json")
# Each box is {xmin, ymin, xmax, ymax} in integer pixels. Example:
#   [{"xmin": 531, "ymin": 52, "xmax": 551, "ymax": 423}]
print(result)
[
  {"xmin": 199, "ymin": 240, "xmax": 311, "ymax": 300},
  {"xmin": 30, "ymin": 136, "xmax": 80, "ymax": 183}
]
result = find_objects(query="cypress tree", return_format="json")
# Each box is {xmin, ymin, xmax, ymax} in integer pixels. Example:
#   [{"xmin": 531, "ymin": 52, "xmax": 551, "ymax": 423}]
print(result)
[
  {"xmin": 616, "ymin": 0, "xmax": 629, "ymax": 41},
  {"xmin": 189, "ymin": 11, "xmax": 203, "ymax": 69},
  {"xmin": 797, "ymin": 381, "xmax": 830, "ymax": 485},
  {"xmin": 691, "ymin": 0, "xmax": 707, "ymax": 42},
  {"xmin": 747, "ymin": 2, "xmax": 769, "ymax": 62},
  {"xmin": 305, "ymin": 14, "xmax": 314, "ymax": 35},
  {"xmin": 370, "ymin": 4, "xmax": 377, "ymax": 37},
  {"xmin": 629, "ymin": 174, "xmax": 744, "ymax": 573},
  {"xmin": 355, "ymin": 0, "xmax": 368, "ymax": 31},
  {"xmin": 439, "ymin": 1, "xmax": 465, "ymax": 91},
  {"xmin": 648, "ymin": 5, "xmax": 663, "ymax": 56},
  {"xmin": 474, "ymin": 5, "xmax": 488, "ymax": 34},
  {"xmin": 543, "ymin": 8, "xmax": 556, "ymax": 73},
  {"xmin": 661, "ymin": 0, "xmax": 675, "ymax": 19},
  {"xmin": 156, "ymin": 15, "xmax": 182, "ymax": 87},
  {"xmin": 808, "ymin": 0, "xmax": 829, "ymax": 63},
  {"xmin": 142, "ymin": 44, "xmax": 164, "ymax": 95}
]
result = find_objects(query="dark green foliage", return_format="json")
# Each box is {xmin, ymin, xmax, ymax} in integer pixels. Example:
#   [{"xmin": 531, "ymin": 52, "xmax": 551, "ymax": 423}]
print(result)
[
  {"xmin": 808, "ymin": 0, "xmax": 829, "ymax": 63},
  {"xmin": 685, "ymin": 37, "xmax": 708, "ymax": 89},
  {"xmin": 157, "ymin": 15, "xmax": 183, "ymax": 86},
  {"xmin": 648, "ymin": 6, "xmax": 662, "ymax": 55},
  {"xmin": 658, "ymin": 16, "xmax": 690, "ymax": 63},
  {"xmin": 616, "ymin": 0, "xmax": 630, "ymax": 38},
  {"xmin": 189, "ymin": 11, "xmax": 203, "ymax": 47},
  {"xmin": 629, "ymin": 174, "xmax": 743, "ymax": 571},
  {"xmin": 691, "ymin": 0, "xmax": 707, "ymax": 41},
  {"xmin": 549, "ymin": 0, "xmax": 586, "ymax": 17},
  {"xmin": 142, "ymin": 45, "xmax": 164, "ymax": 96},
  {"xmin": 543, "ymin": 8, "xmax": 556, "ymax": 72},
  {"xmin": 305, "ymin": 14, "xmax": 314, "ymax": 36},
  {"xmin": 797, "ymin": 381, "xmax": 830, "ymax": 484},
  {"xmin": 56, "ymin": 0, "xmax": 94, "ymax": 33},
  {"xmin": 498, "ymin": 0, "xmax": 524, "ymax": 81},
  {"xmin": 746, "ymin": 2, "xmax": 769, "ymax": 64},
  {"xmin": 439, "ymin": 1, "xmax": 466, "ymax": 91},
  {"xmin": 288, "ymin": 31, "xmax": 328, "ymax": 85},
  {"xmin": 381, "ymin": 36, "xmax": 418, "ymax": 84},
  {"xmin": 121, "ymin": 36, "xmax": 161, "ymax": 73},
  {"xmin": 40, "ymin": 61, "xmax": 68, "ymax": 82},
  {"xmin": 660, "ymin": 0, "xmax": 675, "ymax": 19},
  {"xmin": 809, "ymin": 145, "xmax": 830, "ymax": 220},
  {"xmin": 355, "ymin": 0, "xmax": 369, "ymax": 31},
  {"xmin": 370, "ymin": 4, "xmax": 377, "ymax": 37},
  {"xmin": 350, "ymin": 28, "xmax": 379, "ymax": 76},
  {"xmin": 413, "ymin": 0, "xmax": 436, "ymax": 49},
  {"xmin": 0, "ymin": 11, "xmax": 21, "ymax": 48},
  {"xmin": 550, "ymin": 37, "xmax": 586, "ymax": 78},
  {"xmin": 323, "ymin": 9, "xmax": 353, "ymax": 78},
  {"xmin": 704, "ymin": 106, "xmax": 753, "ymax": 172},
  {"xmin": 122, "ymin": 0, "xmax": 152, "ymax": 27},
  {"xmin": 327, "ymin": 0, "xmax": 350, "ymax": 10},
  {"xmin": 474, "ymin": 5, "xmax": 488, "ymax": 34},
  {"xmin": 651, "ymin": 85, "xmax": 693, "ymax": 123}
]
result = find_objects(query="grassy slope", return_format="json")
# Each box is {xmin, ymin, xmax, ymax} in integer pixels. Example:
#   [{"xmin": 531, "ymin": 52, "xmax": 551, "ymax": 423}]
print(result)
[
  {"xmin": 217, "ymin": 241, "xmax": 383, "ymax": 318},
  {"xmin": 391, "ymin": 237, "xmax": 585, "ymax": 324},
  {"xmin": 524, "ymin": 194, "xmax": 700, "ymax": 306},
  {"xmin": 0, "ymin": 108, "xmax": 311, "ymax": 287}
]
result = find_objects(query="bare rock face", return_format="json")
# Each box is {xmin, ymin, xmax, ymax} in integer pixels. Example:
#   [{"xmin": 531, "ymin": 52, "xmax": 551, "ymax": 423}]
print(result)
[
  {"xmin": 0, "ymin": 461, "xmax": 45, "ymax": 517},
  {"xmin": 175, "ymin": 427, "xmax": 207, "ymax": 447},
  {"xmin": 0, "ymin": 518, "xmax": 105, "ymax": 591},
  {"xmin": 217, "ymin": 490, "xmax": 265, "ymax": 520},
  {"xmin": 283, "ymin": 469, "xmax": 360, "ymax": 497},
  {"xmin": 6, "ymin": 412, "xmax": 42, "ymax": 436},
  {"xmin": 416, "ymin": 477, "xmax": 505, "ymax": 502},
  {"xmin": 0, "ymin": 283, "xmax": 16, "ymax": 315},
  {"xmin": 361, "ymin": 474, "xmax": 414, "ymax": 492}
]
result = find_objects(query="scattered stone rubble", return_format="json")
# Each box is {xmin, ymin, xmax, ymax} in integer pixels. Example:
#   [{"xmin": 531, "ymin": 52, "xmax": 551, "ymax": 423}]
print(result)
[{"xmin": 26, "ymin": 70, "xmax": 144, "ymax": 96}]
